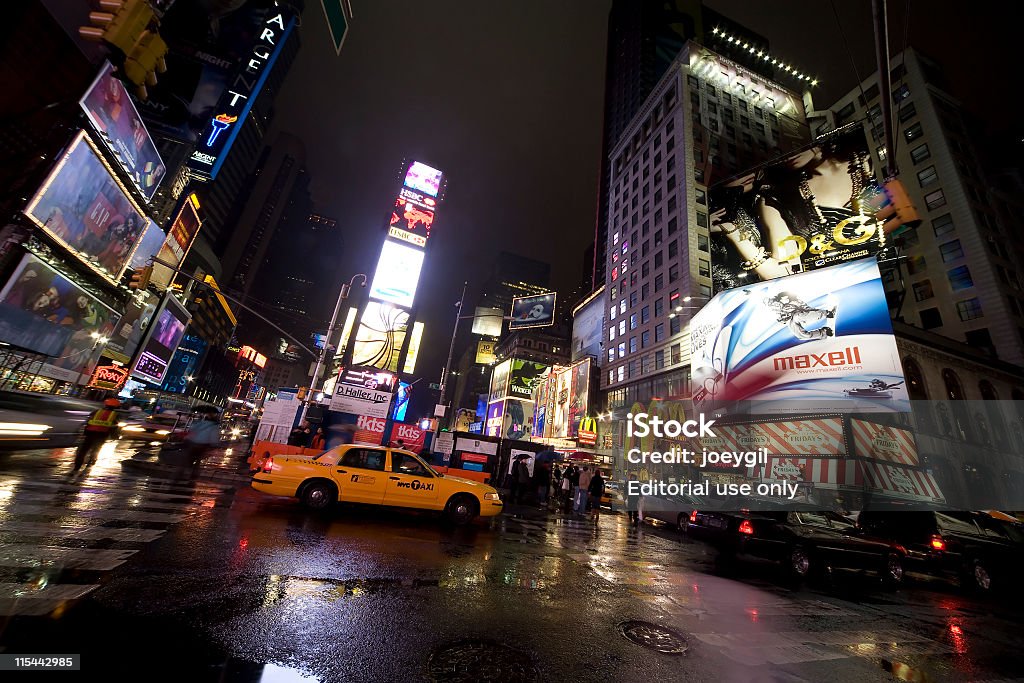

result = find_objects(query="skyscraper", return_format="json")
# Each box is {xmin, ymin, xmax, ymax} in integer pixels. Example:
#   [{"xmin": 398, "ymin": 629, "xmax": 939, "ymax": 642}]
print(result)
[
  {"xmin": 592, "ymin": 1, "xmax": 771, "ymax": 291},
  {"xmin": 602, "ymin": 40, "xmax": 811, "ymax": 407},
  {"xmin": 816, "ymin": 48, "xmax": 1024, "ymax": 365}
]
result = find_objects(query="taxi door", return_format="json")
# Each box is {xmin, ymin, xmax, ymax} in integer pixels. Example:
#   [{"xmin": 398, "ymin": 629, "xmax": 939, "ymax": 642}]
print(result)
[
  {"xmin": 330, "ymin": 447, "xmax": 388, "ymax": 505},
  {"xmin": 383, "ymin": 451, "xmax": 440, "ymax": 509}
]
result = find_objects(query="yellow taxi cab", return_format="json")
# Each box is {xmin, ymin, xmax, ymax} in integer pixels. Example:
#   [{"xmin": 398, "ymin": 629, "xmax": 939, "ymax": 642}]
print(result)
[{"xmin": 251, "ymin": 444, "xmax": 503, "ymax": 524}]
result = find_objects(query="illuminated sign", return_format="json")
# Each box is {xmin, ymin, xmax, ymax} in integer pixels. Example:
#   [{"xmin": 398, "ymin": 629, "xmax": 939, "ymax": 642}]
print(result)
[
  {"xmin": 131, "ymin": 293, "xmax": 191, "ymax": 385},
  {"xmin": 151, "ymin": 198, "xmax": 201, "ymax": 290},
  {"xmin": 369, "ymin": 241, "xmax": 424, "ymax": 308},
  {"xmin": 80, "ymin": 62, "xmax": 166, "ymax": 202},
  {"xmin": 578, "ymin": 417, "xmax": 598, "ymax": 446},
  {"xmin": 402, "ymin": 321, "xmax": 424, "ymax": 374},
  {"xmin": 403, "ymin": 161, "xmax": 443, "ymax": 197},
  {"xmin": 89, "ymin": 364, "xmax": 130, "ymax": 390},
  {"xmin": 351, "ymin": 302, "xmax": 409, "ymax": 372},
  {"xmin": 387, "ymin": 187, "xmax": 435, "ymax": 248},
  {"xmin": 509, "ymin": 292, "xmax": 556, "ymax": 329},
  {"xmin": 239, "ymin": 345, "xmax": 267, "ymax": 368},
  {"xmin": 187, "ymin": 11, "xmax": 296, "ymax": 179}
]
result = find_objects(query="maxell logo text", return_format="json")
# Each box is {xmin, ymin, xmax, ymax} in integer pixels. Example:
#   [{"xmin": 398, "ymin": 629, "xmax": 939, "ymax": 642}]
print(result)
[
  {"xmin": 773, "ymin": 347, "xmax": 862, "ymax": 371},
  {"xmin": 627, "ymin": 412, "xmax": 717, "ymax": 438}
]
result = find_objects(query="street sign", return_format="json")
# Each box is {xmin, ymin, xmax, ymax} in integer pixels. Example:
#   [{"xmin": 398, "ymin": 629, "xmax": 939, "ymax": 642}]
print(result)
[
  {"xmin": 434, "ymin": 404, "xmax": 447, "ymax": 418},
  {"xmin": 321, "ymin": 0, "xmax": 351, "ymax": 54},
  {"xmin": 429, "ymin": 383, "xmax": 442, "ymax": 390}
]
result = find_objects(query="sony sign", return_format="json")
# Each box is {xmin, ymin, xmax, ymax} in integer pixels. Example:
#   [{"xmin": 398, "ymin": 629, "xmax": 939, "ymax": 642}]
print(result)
[{"xmin": 187, "ymin": 10, "xmax": 295, "ymax": 180}]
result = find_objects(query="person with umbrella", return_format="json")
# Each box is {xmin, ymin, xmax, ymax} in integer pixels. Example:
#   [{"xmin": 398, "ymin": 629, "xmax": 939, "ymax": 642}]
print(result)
[{"xmin": 510, "ymin": 453, "xmax": 531, "ymax": 504}]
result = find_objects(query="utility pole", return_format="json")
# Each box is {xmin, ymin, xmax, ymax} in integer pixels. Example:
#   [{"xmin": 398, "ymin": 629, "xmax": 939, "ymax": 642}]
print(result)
[
  {"xmin": 302, "ymin": 273, "xmax": 367, "ymax": 420},
  {"xmin": 438, "ymin": 280, "xmax": 468, "ymax": 411},
  {"xmin": 872, "ymin": 0, "xmax": 897, "ymax": 180}
]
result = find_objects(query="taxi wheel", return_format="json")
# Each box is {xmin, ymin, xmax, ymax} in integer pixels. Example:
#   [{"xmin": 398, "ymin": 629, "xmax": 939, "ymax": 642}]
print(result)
[
  {"xmin": 445, "ymin": 495, "xmax": 479, "ymax": 525},
  {"xmin": 300, "ymin": 479, "xmax": 337, "ymax": 511}
]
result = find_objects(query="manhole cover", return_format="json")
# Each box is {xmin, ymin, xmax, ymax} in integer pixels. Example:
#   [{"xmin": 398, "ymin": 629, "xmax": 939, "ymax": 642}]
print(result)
[
  {"xmin": 426, "ymin": 639, "xmax": 539, "ymax": 682},
  {"xmin": 617, "ymin": 620, "xmax": 688, "ymax": 655}
]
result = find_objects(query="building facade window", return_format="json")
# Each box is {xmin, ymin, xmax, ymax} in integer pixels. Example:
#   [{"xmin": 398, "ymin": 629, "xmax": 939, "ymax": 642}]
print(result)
[
  {"xmin": 917, "ymin": 166, "xmax": 939, "ymax": 187},
  {"xmin": 910, "ymin": 144, "xmax": 930, "ymax": 164},
  {"xmin": 641, "ymin": 306, "xmax": 650, "ymax": 324},
  {"xmin": 932, "ymin": 213, "xmax": 954, "ymax": 236},
  {"xmin": 956, "ymin": 298, "xmax": 983, "ymax": 321},
  {"xmin": 924, "ymin": 189, "xmax": 946, "ymax": 210},
  {"xmin": 920, "ymin": 307, "xmax": 942, "ymax": 329},
  {"xmin": 912, "ymin": 280, "xmax": 934, "ymax": 301},
  {"xmin": 939, "ymin": 240, "xmax": 964, "ymax": 262},
  {"xmin": 948, "ymin": 265, "xmax": 973, "ymax": 290},
  {"xmin": 654, "ymin": 323, "xmax": 665, "ymax": 342}
]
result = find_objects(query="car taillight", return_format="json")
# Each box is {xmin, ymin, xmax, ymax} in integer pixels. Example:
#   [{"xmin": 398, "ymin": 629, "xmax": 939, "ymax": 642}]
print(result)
[
  {"xmin": 689, "ymin": 510, "xmax": 698, "ymax": 523},
  {"xmin": 930, "ymin": 534, "xmax": 945, "ymax": 551},
  {"xmin": 261, "ymin": 457, "xmax": 274, "ymax": 474},
  {"xmin": 738, "ymin": 519, "xmax": 754, "ymax": 535}
]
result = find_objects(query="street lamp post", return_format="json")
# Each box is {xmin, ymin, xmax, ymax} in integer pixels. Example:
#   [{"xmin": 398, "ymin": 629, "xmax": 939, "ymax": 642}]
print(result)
[
  {"xmin": 302, "ymin": 273, "xmax": 367, "ymax": 421},
  {"xmin": 438, "ymin": 281, "xmax": 468, "ymax": 411}
]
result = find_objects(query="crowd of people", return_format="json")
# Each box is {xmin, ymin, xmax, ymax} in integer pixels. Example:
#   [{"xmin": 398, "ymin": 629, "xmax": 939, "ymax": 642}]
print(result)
[{"xmin": 508, "ymin": 456, "xmax": 608, "ymax": 518}]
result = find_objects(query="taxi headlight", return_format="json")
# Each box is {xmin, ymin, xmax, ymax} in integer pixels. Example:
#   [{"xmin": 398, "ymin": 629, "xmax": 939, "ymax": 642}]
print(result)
[
  {"xmin": 484, "ymin": 492, "xmax": 501, "ymax": 501},
  {"xmin": 155, "ymin": 429, "xmax": 171, "ymax": 435},
  {"xmin": 122, "ymin": 426, "xmax": 145, "ymax": 432}
]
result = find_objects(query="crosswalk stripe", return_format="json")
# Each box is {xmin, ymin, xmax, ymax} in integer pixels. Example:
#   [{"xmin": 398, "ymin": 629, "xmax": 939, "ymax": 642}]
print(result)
[
  {"xmin": 0, "ymin": 521, "xmax": 166, "ymax": 542},
  {"xmin": 1, "ymin": 503, "xmax": 188, "ymax": 523},
  {"xmin": 0, "ymin": 490, "xmax": 202, "ymax": 511},
  {"xmin": 0, "ymin": 478, "xmax": 228, "ymax": 498},
  {"xmin": 0, "ymin": 545, "xmax": 137, "ymax": 571},
  {"xmin": 0, "ymin": 583, "xmax": 100, "ymax": 617}
]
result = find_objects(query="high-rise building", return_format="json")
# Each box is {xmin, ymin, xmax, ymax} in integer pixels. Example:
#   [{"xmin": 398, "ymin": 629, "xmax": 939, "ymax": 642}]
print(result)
[
  {"xmin": 602, "ymin": 41, "xmax": 811, "ymax": 408},
  {"xmin": 477, "ymin": 251, "xmax": 552, "ymax": 316},
  {"xmin": 593, "ymin": 1, "xmax": 772, "ymax": 291},
  {"xmin": 814, "ymin": 48, "xmax": 1024, "ymax": 365}
]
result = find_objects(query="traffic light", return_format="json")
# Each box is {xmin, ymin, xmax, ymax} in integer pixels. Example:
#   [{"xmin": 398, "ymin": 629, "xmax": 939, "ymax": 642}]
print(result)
[
  {"xmin": 80, "ymin": 0, "xmax": 167, "ymax": 99},
  {"xmin": 128, "ymin": 265, "xmax": 152, "ymax": 290},
  {"xmin": 870, "ymin": 179, "xmax": 921, "ymax": 236}
]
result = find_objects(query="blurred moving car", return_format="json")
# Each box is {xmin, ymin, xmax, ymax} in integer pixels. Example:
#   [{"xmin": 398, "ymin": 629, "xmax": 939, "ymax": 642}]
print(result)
[
  {"xmin": 856, "ymin": 510, "xmax": 1024, "ymax": 593},
  {"xmin": 693, "ymin": 506, "xmax": 905, "ymax": 584},
  {"xmin": 118, "ymin": 412, "xmax": 189, "ymax": 442},
  {"xmin": 0, "ymin": 390, "xmax": 98, "ymax": 450},
  {"xmin": 641, "ymin": 493, "xmax": 706, "ymax": 532},
  {"xmin": 252, "ymin": 445, "xmax": 503, "ymax": 524}
]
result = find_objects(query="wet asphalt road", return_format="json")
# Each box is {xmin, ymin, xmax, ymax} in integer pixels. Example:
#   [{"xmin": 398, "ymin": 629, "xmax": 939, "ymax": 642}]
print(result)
[{"xmin": 0, "ymin": 442, "xmax": 1022, "ymax": 682}]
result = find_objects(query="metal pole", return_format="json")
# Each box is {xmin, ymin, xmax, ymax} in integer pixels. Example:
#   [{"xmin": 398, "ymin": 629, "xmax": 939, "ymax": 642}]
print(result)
[
  {"xmin": 302, "ymin": 273, "xmax": 367, "ymax": 421},
  {"xmin": 438, "ymin": 280, "xmax": 468, "ymax": 409},
  {"xmin": 872, "ymin": 0, "xmax": 897, "ymax": 180}
]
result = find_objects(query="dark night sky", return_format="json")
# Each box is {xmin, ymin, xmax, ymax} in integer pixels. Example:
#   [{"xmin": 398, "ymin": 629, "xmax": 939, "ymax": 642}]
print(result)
[{"xmin": 269, "ymin": 1, "xmax": 1013, "ymax": 420}]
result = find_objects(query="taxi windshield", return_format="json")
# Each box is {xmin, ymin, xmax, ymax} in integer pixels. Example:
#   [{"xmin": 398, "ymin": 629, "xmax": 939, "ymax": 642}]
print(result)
[{"xmin": 391, "ymin": 450, "xmax": 438, "ymax": 477}]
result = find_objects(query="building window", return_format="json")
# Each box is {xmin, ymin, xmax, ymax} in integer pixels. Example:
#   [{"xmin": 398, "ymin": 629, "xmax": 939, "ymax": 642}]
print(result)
[
  {"xmin": 608, "ymin": 348, "xmax": 615, "ymax": 363},
  {"xmin": 920, "ymin": 307, "xmax": 942, "ymax": 329},
  {"xmin": 641, "ymin": 283, "xmax": 650, "ymax": 299},
  {"xmin": 617, "ymin": 366, "xmax": 624, "ymax": 382},
  {"xmin": 939, "ymin": 240, "xmax": 964, "ymax": 262},
  {"xmin": 904, "ymin": 122, "xmax": 923, "ymax": 142},
  {"xmin": 668, "ymin": 240, "xmax": 678, "ymax": 258},
  {"xmin": 641, "ymin": 331, "xmax": 650, "ymax": 348},
  {"xmin": 642, "ymin": 240, "xmax": 649, "ymax": 257},
  {"xmin": 667, "ymin": 195, "xmax": 676, "ymax": 212},
  {"xmin": 667, "ymin": 217, "xmax": 678, "ymax": 234},
  {"xmin": 670, "ymin": 316, "xmax": 681, "ymax": 335},
  {"xmin": 619, "ymin": 320, "xmax": 626, "ymax": 335},
  {"xmin": 618, "ymin": 341, "xmax": 626, "ymax": 357},
  {"xmin": 629, "ymin": 337, "xmax": 637, "ymax": 353},
  {"xmin": 906, "ymin": 254, "xmax": 927, "ymax": 275},
  {"xmin": 620, "ymin": 299, "xmax": 626, "ymax": 314},
  {"xmin": 630, "ymin": 291, "xmax": 638, "ymax": 307},
  {"xmin": 654, "ymin": 323, "xmax": 665, "ymax": 342},
  {"xmin": 932, "ymin": 213, "xmax": 954, "ymax": 236},
  {"xmin": 892, "ymin": 83, "xmax": 911, "ymax": 102},
  {"xmin": 654, "ymin": 252, "xmax": 663, "ymax": 268},
  {"xmin": 654, "ymin": 230, "xmax": 663, "ymax": 247},
  {"xmin": 640, "ymin": 355, "xmax": 650, "ymax": 375},
  {"xmin": 609, "ymin": 306, "xmax": 616, "ymax": 320},
  {"xmin": 630, "ymin": 313, "xmax": 638, "ymax": 330},
  {"xmin": 654, "ymin": 298, "xmax": 664, "ymax": 316},
  {"xmin": 699, "ymin": 284, "xmax": 711, "ymax": 297},
  {"xmin": 641, "ymin": 305, "xmax": 650, "ymax": 324},
  {"xmin": 669, "ymin": 264, "xmax": 679, "ymax": 282},
  {"xmin": 956, "ymin": 298, "xmax": 984, "ymax": 321},
  {"xmin": 917, "ymin": 166, "xmax": 938, "ymax": 187},
  {"xmin": 898, "ymin": 102, "xmax": 916, "ymax": 122},
  {"xmin": 910, "ymin": 143, "xmax": 930, "ymax": 164},
  {"xmin": 924, "ymin": 189, "xmax": 946, "ymax": 210},
  {"xmin": 697, "ymin": 234, "xmax": 709, "ymax": 251},
  {"xmin": 696, "ymin": 212, "xmax": 708, "ymax": 228},
  {"xmin": 654, "ymin": 273, "xmax": 664, "ymax": 291},
  {"xmin": 912, "ymin": 280, "xmax": 934, "ymax": 301},
  {"xmin": 655, "ymin": 350, "xmax": 665, "ymax": 370},
  {"xmin": 948, "ymin": 265, "xmax": 974, "ymax": 291},
  {"xmin": 642, "ymin": 261, "xmax": 650, "ymax": 277},
  {"xmin": 695, "ymin": 188, "xmax": 706, "ymax": 205},
  {"xmin": 608, "ymin": 369, "xmax": 615, "ymax": 384}
]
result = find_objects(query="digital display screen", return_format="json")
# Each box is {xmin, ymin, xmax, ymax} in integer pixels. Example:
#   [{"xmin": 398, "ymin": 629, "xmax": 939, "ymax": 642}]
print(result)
[
  {"xmin": 403, "ymin": 161, "xmax": 443, "ymax": 197},
  {"xmin": 131, "ymin": 294, "xmax": 191, "ymax": 384},
  {"xmin": 369, "ymin": 241, "xmax": 424, "ymax": 309}
]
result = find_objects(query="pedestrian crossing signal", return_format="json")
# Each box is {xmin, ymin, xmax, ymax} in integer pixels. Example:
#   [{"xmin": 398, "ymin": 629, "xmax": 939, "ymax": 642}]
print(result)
[{"xmin": 129, "ymin": 265, "xmax": 152, "ymax": 289}]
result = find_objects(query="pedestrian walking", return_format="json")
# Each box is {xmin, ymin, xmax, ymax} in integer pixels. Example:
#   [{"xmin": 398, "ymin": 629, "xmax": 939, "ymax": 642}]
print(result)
[
  {"xmin": 574, "ymin": 466, "xmax": 593, "ymax": 514},
  {"xmin": 626, "ymin": 473, "xmax": 641, "ymax": 526},
  {"xmin": 534, "ymin": 462, "xmax": 551, "ymax": 507},
  {"xmin": 309, "ymin": 428, "xmax": 326, "ymax": 451},
  {"xmin": 589, "ymin": 469, "xmax": 606, "ymax": 520},
  {"xmin": 180, "ymin": 407, "xmax": 221, "ymax": 476},
  {"xmin": 74, "ymin": 398, "xmax": 120, "ymax": 470},
  {"xmin": 511, "ymin": 454, "xmax": 531, "ymax": 504},
  {"xmin": 564, "ymin": 463, "xmax": 580, "ymax": 512}
]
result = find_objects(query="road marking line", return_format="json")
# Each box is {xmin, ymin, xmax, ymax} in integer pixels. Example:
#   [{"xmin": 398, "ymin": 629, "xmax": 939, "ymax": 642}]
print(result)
[{"xmin": 0, "ymin": 544, "xmax": 137, "ymax": 571}]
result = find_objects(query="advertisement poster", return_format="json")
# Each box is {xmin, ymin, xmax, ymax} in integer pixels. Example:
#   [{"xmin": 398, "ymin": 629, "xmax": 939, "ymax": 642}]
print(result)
[
  {"xmin": 531, "ymin": 372, "xmax": 554, "ymax": 438},
  {"xmin": 159, "ymin": 334, "xmax": 208, "ymax": 394},
  {"xmin": 690, "ymin": 259, "xmax": 907, "ymax": 413},
  {"xmin": 402, "ymin": 322, "xmax": 424, "ymax": 374},
  {"xmin": 329, "ymin": 366, "xmax": 396, "ymax": 418},
  {"xmin": 485, "ymin": 400, "xmax": 504, "ymax": 437},
  {"xmin": 388, "ymin": 187, "xmax": 435, "ymax": 248},
  {"xmin": 713, "ymin": 418, "xmax": 847, "ymax": 456},
  {"xmin": 368, "ymin": 241, "xmax": 424, "ymax": 309},
  {"xmin": 131, "ymin": 293, "xmax": 191, "ymax": 385},
  {"xmin": 103, "ymin": 290, "xmax": 158, "ymax": 364},
  {"xmin": 471, "ymin": 307, "xmax": 503, "ymax": 337},
  {"xmin": 508, "ymin": 359, "xmax": 549, "ymax": 399},
  {"xmin": 390, "ymin": 382, "xmax": 412, "ymax": 422},
  {"xmin": 567, "ymin": 359, "xmax": 591, "ymax": 438},
  {"xmin": 850, "ymin": 418, "xmax": 919, "ymax": 465},
  {"xmin": 709, "ymin": 127, "xmax": 888, "ymax": 292},
  {"xmin": 80, "ymin": 62, "xmax": 166, "ymax": 202},
  {"xmin": 504, "ymin": 398, "xmax": 535, "ymax": 440},
  {"xmin": 129, "ymin": 220, "xmax": 166, "ymax": 271},
  {"xmin": 488, "ymin": 358, "xmax": 511, "ymax": 403},
  {"xmin": 475, "ymin": 340, "xmax": 496, "ymax": 365},
  {"xmin": 0, "ymin": 253, "xmax": 119, "ymax": 382},
  {"xmin": 550, "ymin": 367, "xmax": 572, "ymax": 439},
  {"xmin": 390, "ymin": 423, "xmax": 427, "ymax": 451},
  {"xmin": 351, "ymin": 301, "xmax": 409, "ymax": 372},
  {"xmin": 23, "ymin": 131, "xmax": 148, "ymax": 282},
  {"xmin": 151, "ymin": 199, "xmax": 201, "ymax": 290},
  {"xmin": 403, "ymin": 161, "xmax": 443, "ymax": 197},
  {"xmin": 509, "ymin": 292, "xmax": 556, "ymax": 330},
  {"xmin": 256, "ymin": 388, "xmax": 300, "ymax": 443}
]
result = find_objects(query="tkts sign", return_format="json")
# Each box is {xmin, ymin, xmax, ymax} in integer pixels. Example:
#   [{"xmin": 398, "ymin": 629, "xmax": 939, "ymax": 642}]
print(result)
[{"xmin": 187, "ymin": 9, "xmax": 296, "ymax": 179}]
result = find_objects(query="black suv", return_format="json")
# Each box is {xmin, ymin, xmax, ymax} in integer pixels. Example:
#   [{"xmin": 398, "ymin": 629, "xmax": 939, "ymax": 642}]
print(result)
[{"xmin": 857, "ymin": 510, "xmax": 1024, "ymax": 594}]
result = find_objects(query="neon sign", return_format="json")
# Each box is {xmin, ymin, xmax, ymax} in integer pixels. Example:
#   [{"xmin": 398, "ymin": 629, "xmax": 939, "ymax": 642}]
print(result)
[
  {"xmin": 89, "ymin": 364, "xmax": 130, "ymax": 390},
  {"xmin": 206, "ymin": 114, "xmax": 238, "ymax": 146}
]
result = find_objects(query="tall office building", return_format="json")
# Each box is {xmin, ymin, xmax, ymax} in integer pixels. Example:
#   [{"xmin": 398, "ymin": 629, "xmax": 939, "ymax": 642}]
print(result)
[
  {"xmin": 602, "ymin": 41, "xmax": 811, "ymax": 407},
  {"xmin": 814, "ymin": 49, "xmax": 1024, "ymax": 366},
  {"xmin": 477, "ymin": 251, "xmax": 552, "ymax": 316},
  {"xmin": 593, "ymin": 1, "xmax": 771, "ymax": 290}
]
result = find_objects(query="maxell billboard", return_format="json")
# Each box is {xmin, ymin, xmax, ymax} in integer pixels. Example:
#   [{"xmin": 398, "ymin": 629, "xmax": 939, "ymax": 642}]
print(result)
[{"xmin": 690, "ymin": 259, "xmax": 907, "ymax": 413}]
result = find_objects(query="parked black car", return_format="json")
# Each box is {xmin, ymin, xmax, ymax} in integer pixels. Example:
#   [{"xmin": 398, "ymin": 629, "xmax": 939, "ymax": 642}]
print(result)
[
  {"xmin": 697, "ymin": 506, "xmax": 905, "ymax": 584},
  {"xmin": 856, "ymin": 510, "xmax": 1024, "ymax": 593}
]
